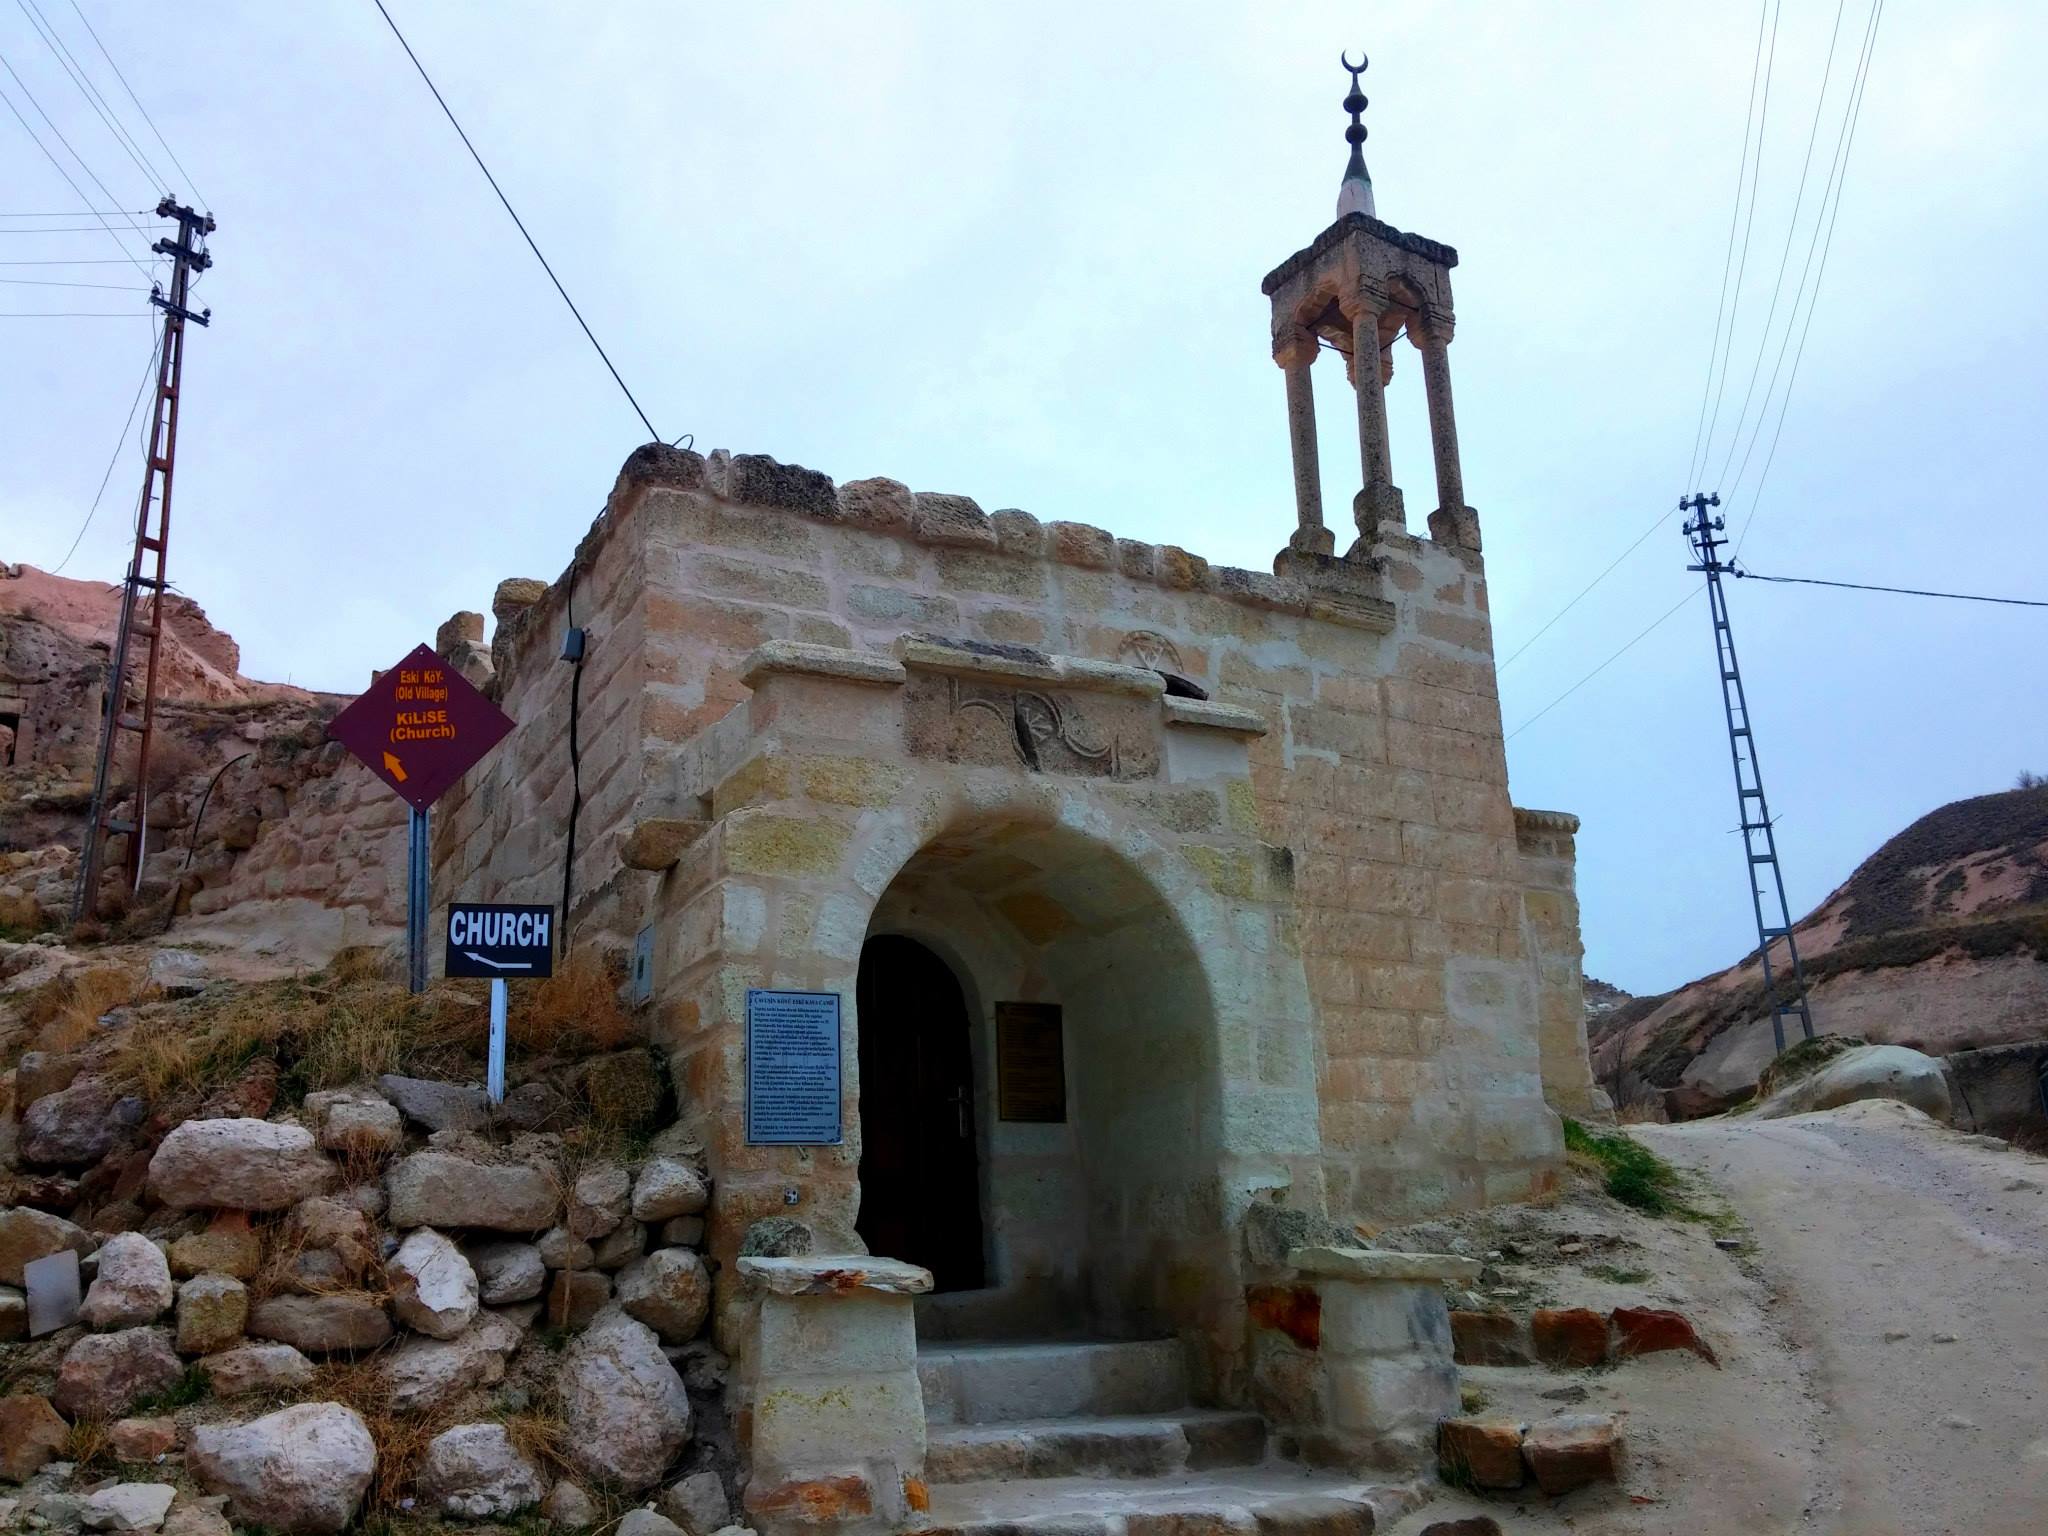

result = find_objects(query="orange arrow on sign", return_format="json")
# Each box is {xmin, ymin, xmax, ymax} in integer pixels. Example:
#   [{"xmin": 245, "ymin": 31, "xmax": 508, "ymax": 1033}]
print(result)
[{"xmin": 382, "ymin": 751, "xmax": 408, "ymax": 783}]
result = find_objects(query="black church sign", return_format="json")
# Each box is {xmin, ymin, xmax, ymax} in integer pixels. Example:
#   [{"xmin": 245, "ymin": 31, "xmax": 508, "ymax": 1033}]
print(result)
[{"xmin": 444, "ymin": 903, "xmax": 556, "ymax": 979}]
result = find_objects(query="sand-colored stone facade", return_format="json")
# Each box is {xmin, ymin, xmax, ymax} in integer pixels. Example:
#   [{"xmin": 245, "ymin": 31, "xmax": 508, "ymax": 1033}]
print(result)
[{"xmin": 433, "ymin": 198, "xmax": 1596, "ymax": 1458}]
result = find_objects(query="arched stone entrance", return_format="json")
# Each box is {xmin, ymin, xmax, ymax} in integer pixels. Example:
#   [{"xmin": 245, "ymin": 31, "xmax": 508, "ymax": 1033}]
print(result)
[{"xmin": 858, "ymin": 817, "xmax": 1232, "ymax": 1357}]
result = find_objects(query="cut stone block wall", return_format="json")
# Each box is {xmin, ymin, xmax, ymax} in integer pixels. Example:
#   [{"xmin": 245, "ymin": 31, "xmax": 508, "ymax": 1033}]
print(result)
[
  {"xmin": 438, "ymin": 442, "xmax": 1581, "ymax": 1305},
  {"xmin": 1514, "ymin": 807, "xmax": 1600, "ymax": 1119}
]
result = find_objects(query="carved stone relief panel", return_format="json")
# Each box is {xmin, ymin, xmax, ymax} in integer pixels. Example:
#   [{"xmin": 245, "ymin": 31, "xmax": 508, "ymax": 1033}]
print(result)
[{"xmin": 902, "ymin": 673, "xmax": 1160, "ymax": 781}]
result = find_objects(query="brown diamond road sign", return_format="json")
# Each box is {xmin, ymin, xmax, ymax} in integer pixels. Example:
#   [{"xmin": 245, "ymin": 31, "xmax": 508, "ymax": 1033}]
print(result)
[{"xmin": 328, "ymin": 643, "xmax": 513, "ymax": 812}]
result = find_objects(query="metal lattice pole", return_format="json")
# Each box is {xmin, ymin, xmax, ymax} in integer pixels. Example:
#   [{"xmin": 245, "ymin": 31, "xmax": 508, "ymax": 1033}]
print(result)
[
  {"xmin": 1682, "ymin": 493, "xmax": 1815, "ymax": 1053},
  {"xmin": 74, "ymin": 200, "xmax": 214, "ymax": 923}
]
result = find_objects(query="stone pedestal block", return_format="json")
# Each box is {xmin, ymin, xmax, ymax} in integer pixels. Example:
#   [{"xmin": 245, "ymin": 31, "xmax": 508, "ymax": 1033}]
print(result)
[
  {"xmin": 738, "ymin": 1255, "xmax": 931, "ymax": 1536},
  {"xmin": 1252, "ymin": 1245, "xmax": 1476, "ymax": 1476}
]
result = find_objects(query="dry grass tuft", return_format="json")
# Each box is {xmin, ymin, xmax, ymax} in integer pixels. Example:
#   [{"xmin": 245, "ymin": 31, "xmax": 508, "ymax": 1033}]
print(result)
[
  {"xmin": 24, "ymin": 963, "xmax": 149, "ymax": 1052},
  {"xmin": 0, "ymin": 889, "xmax": 45, "ymax": 934},
  {"xmin": 501, "ymin": 1405, "xmax": 574, "ymax": 1481},
  {"xmin": 109, "ymin": 968, "xmax": 480, "ymax": 1107},
  {"xmin": 510, "ymin": 946, "xmax": 637, "ymax": 1054},
  {"xmin": 312, "ymin": 1353, "xmax": 456, "ymax": 1517},
  {"xmin": 64, "ymin": 1416, "xmax": 113, "ymax": 1473}
]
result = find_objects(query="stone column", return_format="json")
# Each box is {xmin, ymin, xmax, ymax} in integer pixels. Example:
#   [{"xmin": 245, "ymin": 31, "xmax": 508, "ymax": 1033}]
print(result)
[
  {"xmin": 738, "ymin": 1254, "xmax": 933, "ymax": 1536},
  {"xmin": 1277, "ymin": 335, "xmax": 1332, "ymax": 555},
  {"xmin": 1249, "ymin": 1244, "xmax": 1478, "ymax": 1474},
  {"xmin": 1415, "ymin": 319, "xmax": 1463, "ymax": 513},
  {"xmin": 1350, "ymin": 303, "xmax": 1405, "ymax": 538}
]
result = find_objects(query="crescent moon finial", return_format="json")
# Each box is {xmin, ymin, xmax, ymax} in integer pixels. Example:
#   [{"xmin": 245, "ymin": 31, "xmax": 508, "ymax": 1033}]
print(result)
[{"xmin": 1341, "ymin": 51, "xmax": 1367, "ymax": 78}]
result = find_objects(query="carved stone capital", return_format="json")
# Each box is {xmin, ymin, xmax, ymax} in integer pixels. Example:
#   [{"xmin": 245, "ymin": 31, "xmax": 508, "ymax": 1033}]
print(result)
[
  {"xmin": 1273, "ymin": 330, "xmax": 1320, "ymax": 370},
  {"xmin": 1353, "ymin": 482, "xmax": 1407, "ymax": 538},
  {"xmin": 1408, "ymin": 306, "xmax": 1456, "ymax": 347}
]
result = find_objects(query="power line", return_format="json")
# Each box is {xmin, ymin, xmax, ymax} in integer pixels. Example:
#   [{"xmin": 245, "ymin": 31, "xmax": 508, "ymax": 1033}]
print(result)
[
  {"xmin": 0, "ymin": 57, "xmax": 158, "ymax": 274},
  {"xmin": 368, "ymin": 0, "xmax": 663, "ymax": 443},
  {"xmin": 0, "ymin": 309, "xmax": 150, "ymax": 316},
  {"xmin": 62, "ymin": 0, "xmax": 204, "ymax": 206},
  {"xmin": 0, "ymin": 223, "xmax": 170, "ymax": 233},
  {"xmin": 1732, "ymin": 0, "xmax": 1885, "ymax": 553},
  {"xmin": 1497, "ymin": 502, "xmax": 1683, "ymax": 671},
  {"xmin": 0, "ymin": 255, "xmax": 150, "ymax": 264},
  {"xmin": 51, "ymin": 319, "xmax": 162, "ymax": 574},
  {"xmin": 14, "ymin": 0, "xmax": 169, "ymax": 194},
  {"xmin": 1732, "ymin": 569, "xmax": 2047, "ymax": 608},
  {"xmin": 1506, "ymin": 588, "xmax": 1702, "ymax": 740},
  {"xmin": 0, "ymin": 274, "xmax": 149, "ymax": 288},
  {"xmin": 1694, "ymin": 0, "xmax": 1782, "ymax": 489},
  {"xmin": 1684, "ymin": 0, "xmax": 1771, "ymax": 493},
  {"xmin": 1710, "ymin": 0, "xmax": 1850, "ymax": 493},
  {"xmin": 0, "ymin": 207, "xmax": 153, "ymax": 216}
]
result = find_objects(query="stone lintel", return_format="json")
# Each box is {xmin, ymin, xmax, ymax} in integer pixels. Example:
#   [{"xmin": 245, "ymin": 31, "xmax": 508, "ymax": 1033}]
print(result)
[
  {"xmin": 897, "ymin": 637, "xmax": 1163, "ymax": 699},
  {"xmin": 741, "ymin": 641, "xmax": 908, "ymax": 691},
  {"xmin": 738, "ymin": 1255, "xmax": 934, "ymax": 1297},
  {"xmin": 1164, "ymin": 696, "xmax": 1269, "ymax": 737},
  {"xmin": 1287, "ymin": 1245, "xmax": 1482, "ymax": 1284}
]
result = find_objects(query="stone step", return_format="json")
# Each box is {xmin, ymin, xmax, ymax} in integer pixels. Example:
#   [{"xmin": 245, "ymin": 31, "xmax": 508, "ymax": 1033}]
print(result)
[
  {"xmin": 919, "ymin": 1339, "xmax": 1189, "ymax": 1425},
  {"xmin": 926, "ymin": 1410, "xmax": 1268, "ymax": 1484},
  {"xmin": 921, "ymin": 1467, "xmax": 1421, "ymax": 1536}
]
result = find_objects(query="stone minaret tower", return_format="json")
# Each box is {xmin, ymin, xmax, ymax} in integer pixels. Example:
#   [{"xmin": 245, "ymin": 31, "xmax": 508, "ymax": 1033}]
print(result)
[{"xmin": 1262, "ymin": 54, "xmax": 1477, "ymax": 559}]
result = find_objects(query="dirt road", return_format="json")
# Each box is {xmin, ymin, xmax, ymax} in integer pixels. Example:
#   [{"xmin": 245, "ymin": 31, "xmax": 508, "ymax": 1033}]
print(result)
[{"xmin": 1641, "ymin": 1100, "xmax": 2048, "ymax": 1536}]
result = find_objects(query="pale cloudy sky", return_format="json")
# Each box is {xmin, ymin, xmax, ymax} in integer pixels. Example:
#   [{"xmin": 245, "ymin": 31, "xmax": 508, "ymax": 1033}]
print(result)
[{"xmin": 4, "ymin": 2, "xmax": 2044, "ymax": 995}]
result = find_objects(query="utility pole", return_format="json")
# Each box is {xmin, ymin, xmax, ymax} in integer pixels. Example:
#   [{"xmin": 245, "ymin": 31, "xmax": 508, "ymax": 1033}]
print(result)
[
  {"xmin": 1681, "ymin": 492, "xmax": 1815, "ymax": 1054},
  {"xmin": 74, "ymin": 198, "xmax": 214, "ymax": 923}
]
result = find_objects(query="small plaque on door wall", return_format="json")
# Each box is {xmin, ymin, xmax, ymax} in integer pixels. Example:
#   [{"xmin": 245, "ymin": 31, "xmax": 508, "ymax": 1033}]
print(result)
[
  {"xmin": 746, "ymin": 989, "xmax": 843, "ymax": 1145},
  {"xmin": 996, "ymin": 1002, "xmax": 1066, "ymax": 1122}
]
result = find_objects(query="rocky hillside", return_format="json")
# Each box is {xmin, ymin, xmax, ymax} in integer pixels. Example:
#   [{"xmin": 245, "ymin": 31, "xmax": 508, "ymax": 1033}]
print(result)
[
  {"xmin": 1590, "ymin": 783, "xmax": 2048, "ymax": 1117},
  {"xmin": 1, "ymin": 942, "xmax": 737, "ymax": 1536},
  {"xmin": 0, "ymin": 563, "xmax": 406, "ymax": 956}
]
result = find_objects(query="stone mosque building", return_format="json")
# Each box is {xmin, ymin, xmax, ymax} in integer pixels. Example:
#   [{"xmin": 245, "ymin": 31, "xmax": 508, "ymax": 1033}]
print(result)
[{"xmin": 433, "ymin": 60, "xmax": 1598, "ymax": 1529}]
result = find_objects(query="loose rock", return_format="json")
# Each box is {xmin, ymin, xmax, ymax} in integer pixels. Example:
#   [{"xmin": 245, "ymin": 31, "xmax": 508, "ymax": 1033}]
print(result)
[
  {"xmin": 53, "ymin": 1328, "xmax": 182, "ymax": 1419},
  {"xmin": 197, "ymin": 1344, "xmax": 315, "ymax": 1399},
  {"xmin": 592, "ymin": 1220, "xmax": 647, "ymax": 1271},
  {"xmin": 301, "ymin": 1090, "xmax": 403, "ymax": 1158},
  {"xmin": 1522, "ymin": 1413, "xmax": 1621, "ymax": 1496},
  {"xmin": 376, "ymin": 1076, "xmax": 488, "ymax": 1133},
  {"xmin": 389, "ymin": 1229, "xmax": 478, "ymax": 1340},
  {"xmin": 246, "ymin": 1294, "xmax": 392, "ymax": 1354},
  {"xmin": 107, "ymin": 1419, "xmax": 177, "ymax": 1462},
  {"xmin": 0, "ymin": 1207, "xmax": 96, "ymax": 1287},
  {"xmin": 630, "ymin": 1160, "xmax": 707, "ymax": 1222},
  {"xmin": 1611, "ymin": 1306, "xmax": 1718, "ymax": 1366},
  {"xmin": 166, "ymin": 1215, "xmax": 258, "ymax": 1281},
  {"xmin": 80, "ymin": 1234, "xmax": 173, "ymax": 1330},
  {"xmin": 417, "ymin": 1424, "xmax": 545, "ymax": 1520},
  {"xmin": 1438, "ymin": 1417, "xmax": 1524, "ymax": 1490},
  {"xmin": 568, "ymin": 1166, "xmax": 630, "ymax": 1240},
  {"xmin": 81, "ymin": 1485, "xmax": 175, "ymax": 1533},
  {"xmin": 379, "ymin": 1315, "xmax": 521, "ymax": 1415},
  {"xmin": 386, "ymin": 1153, "xmax": 556, "ymax": 1232},
  {"xmin": 21, "ymin": 1079, "xmax": 124, "ymax": 1168},
  {"xmin": 1530, "ymin": 1307, "xmax": 1609, "ymax": 1368},
  {"xmin": 466, "ymin": 1240, "xmax": 545, "ymax": 1304},
  {"xmin": 617, "ymin": 1511, "xmax": 683, "ymax": 1536},
  {"xmin": 537, "ymin": 1228, "xmax": 595, "ymax": 1271},
  {"xmin": 0, "ymin": 1288, "xmax": 25, "ymax": 1342},
  {"xmin": 557, "ymin": 1312, "xmax": 692, "ymax": 1491},
  {"xmin": 158, "ymin": 1499, "xmax": 231, "ymax": 1536},
  {"xmin": 540, "ymin": 1482, "xmax": 597, "ymax": 1528},
  {"xmin": 1449, "ymin": 1310, "xmax": 1527, "ymax": 1366},
  {"xmin": 657, "ymin": 1471, "xmax": 729, "ymax": 1536},
  {"xmin": 188, "ymin": 1403, "xmax": 376, "ymax": 1535},
  {"xmin": 147, "ymin": 1122, "xmax": 332, "ymax": 1212},
  {"xmin": 175, "ymin": 1275, "xmax": 247, "ymax": 1355},
  {"xmin": 617, "ymin": 1250, "xmax": 711, "ymax": 1344},
  {"xmin": 0, "ymin": 1394, "xmax": 70, "ymax": 1483}
]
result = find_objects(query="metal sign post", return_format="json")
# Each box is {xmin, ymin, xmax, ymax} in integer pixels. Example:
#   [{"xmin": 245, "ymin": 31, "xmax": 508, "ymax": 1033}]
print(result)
[
  {"xmin": 329, "ymin": 646, "xmax": 515, "ymax": 995},
  {"xmin": 445, "ymin": 901, "xmax": 555, "ymax": 1102}
]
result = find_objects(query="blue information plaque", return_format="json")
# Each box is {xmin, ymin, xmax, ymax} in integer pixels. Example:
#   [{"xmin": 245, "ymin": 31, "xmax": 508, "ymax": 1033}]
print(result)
[{"xmin": 745, "ymin": 989, "xmax": 844, "ymax": 1145}]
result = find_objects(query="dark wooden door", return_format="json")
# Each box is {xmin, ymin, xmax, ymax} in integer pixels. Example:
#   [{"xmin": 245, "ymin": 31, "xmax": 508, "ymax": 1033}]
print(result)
[{"xmin": 855, "ymin": 935, "xmax": 986, "ymax": 1292}]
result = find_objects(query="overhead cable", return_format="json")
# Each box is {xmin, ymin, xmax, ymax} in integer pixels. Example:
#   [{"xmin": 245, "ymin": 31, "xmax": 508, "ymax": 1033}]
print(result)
[
  {"xmin": 51, "ymin": 319, "xmax": 162, "ymax": 573},
  {"xmin": 1506, "ymin": 589, "xmax": 1702, "ymax": 741},
  {"xmin": 63, "ymin": 0, "xmax": 205, "ymax": 205},
  {"xmin": 368, "ymin": 0, "xmax": 663, "ymax": 442}
]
